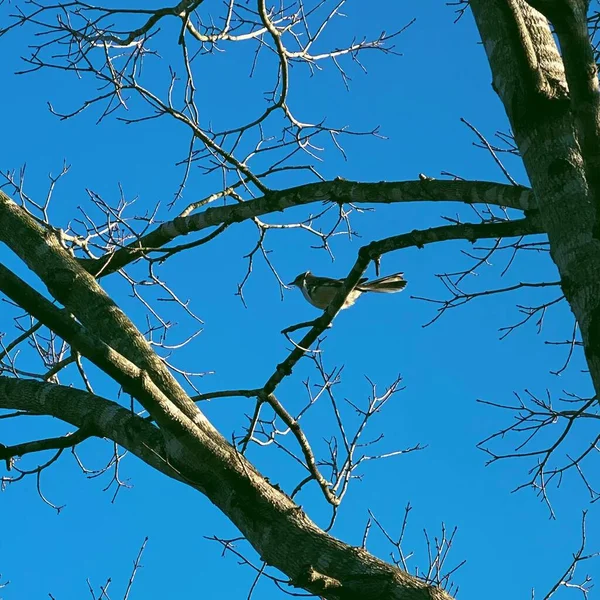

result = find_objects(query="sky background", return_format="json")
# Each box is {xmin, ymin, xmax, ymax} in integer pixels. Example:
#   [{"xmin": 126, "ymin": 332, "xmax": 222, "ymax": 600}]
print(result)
[{"xmin": 1, "ymin": 1, "xmax": 599, "ymax": 599}]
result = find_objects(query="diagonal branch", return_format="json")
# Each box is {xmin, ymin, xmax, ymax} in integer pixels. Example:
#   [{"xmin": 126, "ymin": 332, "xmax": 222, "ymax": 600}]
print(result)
[
  {"xmin": 242, "ymin": 214, "xmax": 547, "ymax": 505},
  {"xmin": 0, "ymin": 376, "xmax": 454, "ymax": 600},
  {"xmin": 262, "ymin": 391, "xmax": 338, "ymax": 506},
  {"xmin": 0, "ymin": 256, "xmax": 448, "ymax": 598},
  {"xmin": 0, "ymin": 262, "xmax": 215, "ymax": 449},
  {"xmin": 542, "ymin": 510, "xmax": 599, "ymax": 599},
  {"xmin": 0, "ymin": 198, "xmax": 540, "ymax": 600},
  {"xmin": 0, "ymin": 190, "xmax": 210, "ymax": 432},
  {"xmin": 0, "ymin": 376, "xmax": 178, "ymax": 481},
  {"xmin": 269, "ymin": 214, "xmax": 546, "ymax": 398}
]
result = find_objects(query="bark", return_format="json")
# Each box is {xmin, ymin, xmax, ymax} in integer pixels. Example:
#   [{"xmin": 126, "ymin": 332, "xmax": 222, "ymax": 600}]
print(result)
[
  {"xmin": 470, "ymin": 0, "xmax": 600, "ymax": 399},
  {"xmin": 80, "ymin": 179, "xmax": 533, "ymax": 276},
  {"xmin": 0, "ymin": 376, "xmax": 451, "ymax": 600}
]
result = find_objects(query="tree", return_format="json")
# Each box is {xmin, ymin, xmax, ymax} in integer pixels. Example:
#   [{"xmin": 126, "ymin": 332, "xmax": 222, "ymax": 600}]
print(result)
[{"xmin": 0, "ymin": 1, "xmax": 599, "ymax": 598}]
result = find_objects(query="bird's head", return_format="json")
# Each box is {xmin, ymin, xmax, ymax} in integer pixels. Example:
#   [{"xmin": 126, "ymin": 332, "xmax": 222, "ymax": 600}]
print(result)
[{"xmin": 288, "ymin": 271, "xmax": 311, "ymax": 288}]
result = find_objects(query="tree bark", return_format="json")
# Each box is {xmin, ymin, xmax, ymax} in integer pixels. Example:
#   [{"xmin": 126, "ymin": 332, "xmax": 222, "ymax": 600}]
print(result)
[
  {"xmin": 0, "ymin": 376, "xmax": 452, "ymax": 600},
  {"xmin": 471, "ymin": 0, "xmax": 600, "ymax": 398}
]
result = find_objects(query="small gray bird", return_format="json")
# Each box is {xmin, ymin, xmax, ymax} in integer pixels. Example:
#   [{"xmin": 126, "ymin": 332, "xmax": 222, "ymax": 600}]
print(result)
[{"xmin": 289, "ymin": 271, "xmax": 407, "ymax": 310}]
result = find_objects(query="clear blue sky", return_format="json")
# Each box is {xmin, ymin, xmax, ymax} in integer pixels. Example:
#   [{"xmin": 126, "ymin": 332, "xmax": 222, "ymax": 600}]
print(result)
[{"xmin": 1, "ymin": 1, "xmax": 598, "ymax": 598}]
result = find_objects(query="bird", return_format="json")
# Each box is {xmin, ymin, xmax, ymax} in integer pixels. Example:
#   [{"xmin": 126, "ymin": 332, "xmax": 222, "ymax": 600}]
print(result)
[{"xmin": 288, "ymin": 271, "xmax": 407, "ymax": 310}]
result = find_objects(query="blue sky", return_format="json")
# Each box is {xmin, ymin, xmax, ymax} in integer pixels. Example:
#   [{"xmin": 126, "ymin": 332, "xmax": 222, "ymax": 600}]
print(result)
[{"xmin": 1, "ymin": 1, "xmax": 598, "ymax": 598}]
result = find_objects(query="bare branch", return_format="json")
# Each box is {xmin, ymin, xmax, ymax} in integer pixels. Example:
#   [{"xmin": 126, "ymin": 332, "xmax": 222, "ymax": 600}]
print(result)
[
  {"xmin": 80, "ymin": 180, "xmax": 534, "ymax": 276},
  {"xmin": 541, "ymin": 511, "xmax": 599, "ymax": 599},
  {"xmin": 0, "ymin": 427, "xmax": 92, "ymax": 468},
  {"xmin": 478, "ymin": 389, "xmax": 600, "ymax": 514}
]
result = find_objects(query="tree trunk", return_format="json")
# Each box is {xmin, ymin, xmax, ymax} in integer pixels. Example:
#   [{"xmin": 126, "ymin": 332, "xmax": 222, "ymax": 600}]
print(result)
[{"xmin": 471, "ymin": 0, "xmax": 600, "ymax": 397}]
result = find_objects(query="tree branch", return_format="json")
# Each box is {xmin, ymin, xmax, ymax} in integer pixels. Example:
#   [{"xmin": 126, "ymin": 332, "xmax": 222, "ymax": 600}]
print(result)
[
  {"xmin": 525, "ymin": 0, "xmax": 600, "ymax": 227},
  {"xmin": 0, "ymin": 375, "xmax": 454, "ymax": 600},
  {"xmin": 470, "ymin": 0, "xmax": 600, "ymax": 415},
  {"xmin": 0, "ymin": 190, "xmax": 212, "ymax": 432},
  {"xmin": 81, "ymin": 179, "xmax": 533, "ymax": 276},
  {"xmin": 0, "ymin": 427, "xmax": 93, "ymax": 469},
  {"xmin": 0, "ymin": 263, "xmax": 180, "ymax": 418},
  {"xmin": 270, "ymin": 213, "xmax": 545, "ymax": 398},
  {"xmin": 0, "ymin": 376, "xmax": 180, "ymax": 482},
  {"xmin": 0, "ymin": 199, "xmax": 540, "ymax": 600}
]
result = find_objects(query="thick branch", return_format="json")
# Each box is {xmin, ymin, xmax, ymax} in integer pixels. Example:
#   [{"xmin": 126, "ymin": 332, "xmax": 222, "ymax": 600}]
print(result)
[
  {"xmin": 0, "ymin": 376, "xmax": 180, "ymax": 482},
  {"xmin": 0, "ymin": 195, "xmax": 539, "ymax": 600},
  {"xmin": 0, "ymin": 259, "xmax": 295, "ymax": 501},
  {"xmin": 0, "ymin": 428, "xmax": 92, "ymax": 466},
  {"xmin": 0, "ymin": 376, "xmax": 453, "ymax": 600},
  {"xmin": 0, "ymin": 259, "xmax": 448, "ymax": 598},
  {"xmin": 0, "ymin": 190, "xmax": 211, "ymax": 432},
  {"xmin": 81, "ymin": 179, "xmax": 533, "ymax": 276},
  {"xmin": 365, "ymin": 214, "xmax": 545, "ymax": 256},
  {"xmin": 0, "ymin": 263, "xmax": 164, "ymax": 405}
]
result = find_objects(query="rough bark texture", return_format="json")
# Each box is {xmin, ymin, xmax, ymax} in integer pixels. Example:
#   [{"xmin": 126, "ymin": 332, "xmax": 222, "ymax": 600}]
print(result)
[
  {"xmin": 0, "ymin": 376, "xmax": 451, "ymax": 600},
  {"xmin": 471, "ymin": 0, "xmax": 600, "ymax": 399},
  {"xmin": 2, "ymin": 185, "xmax": 544, "ymax": 597}
]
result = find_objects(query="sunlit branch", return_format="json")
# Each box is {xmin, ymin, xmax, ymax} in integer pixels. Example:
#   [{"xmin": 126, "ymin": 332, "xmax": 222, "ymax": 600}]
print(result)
[
  {"xmin": 0, "ymin": 262, "xmax": 200, "ymax": 433},
  {"xmin": 0, "ymin": 191, "xmax": 212, "ymax": 432},
  {"xmin": 82, "ymin": 179, "xmax": 534, "ymax": 277},
  {"xmin": 526, "ymin": 0, "xmax": 600, "ymax": 212}
]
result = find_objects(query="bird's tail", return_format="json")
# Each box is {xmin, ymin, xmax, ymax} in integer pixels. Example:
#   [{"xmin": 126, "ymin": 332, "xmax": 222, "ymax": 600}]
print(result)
[{"xmin": 359, "ymin": 272, "xmax": 407, "ymax": 293}]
